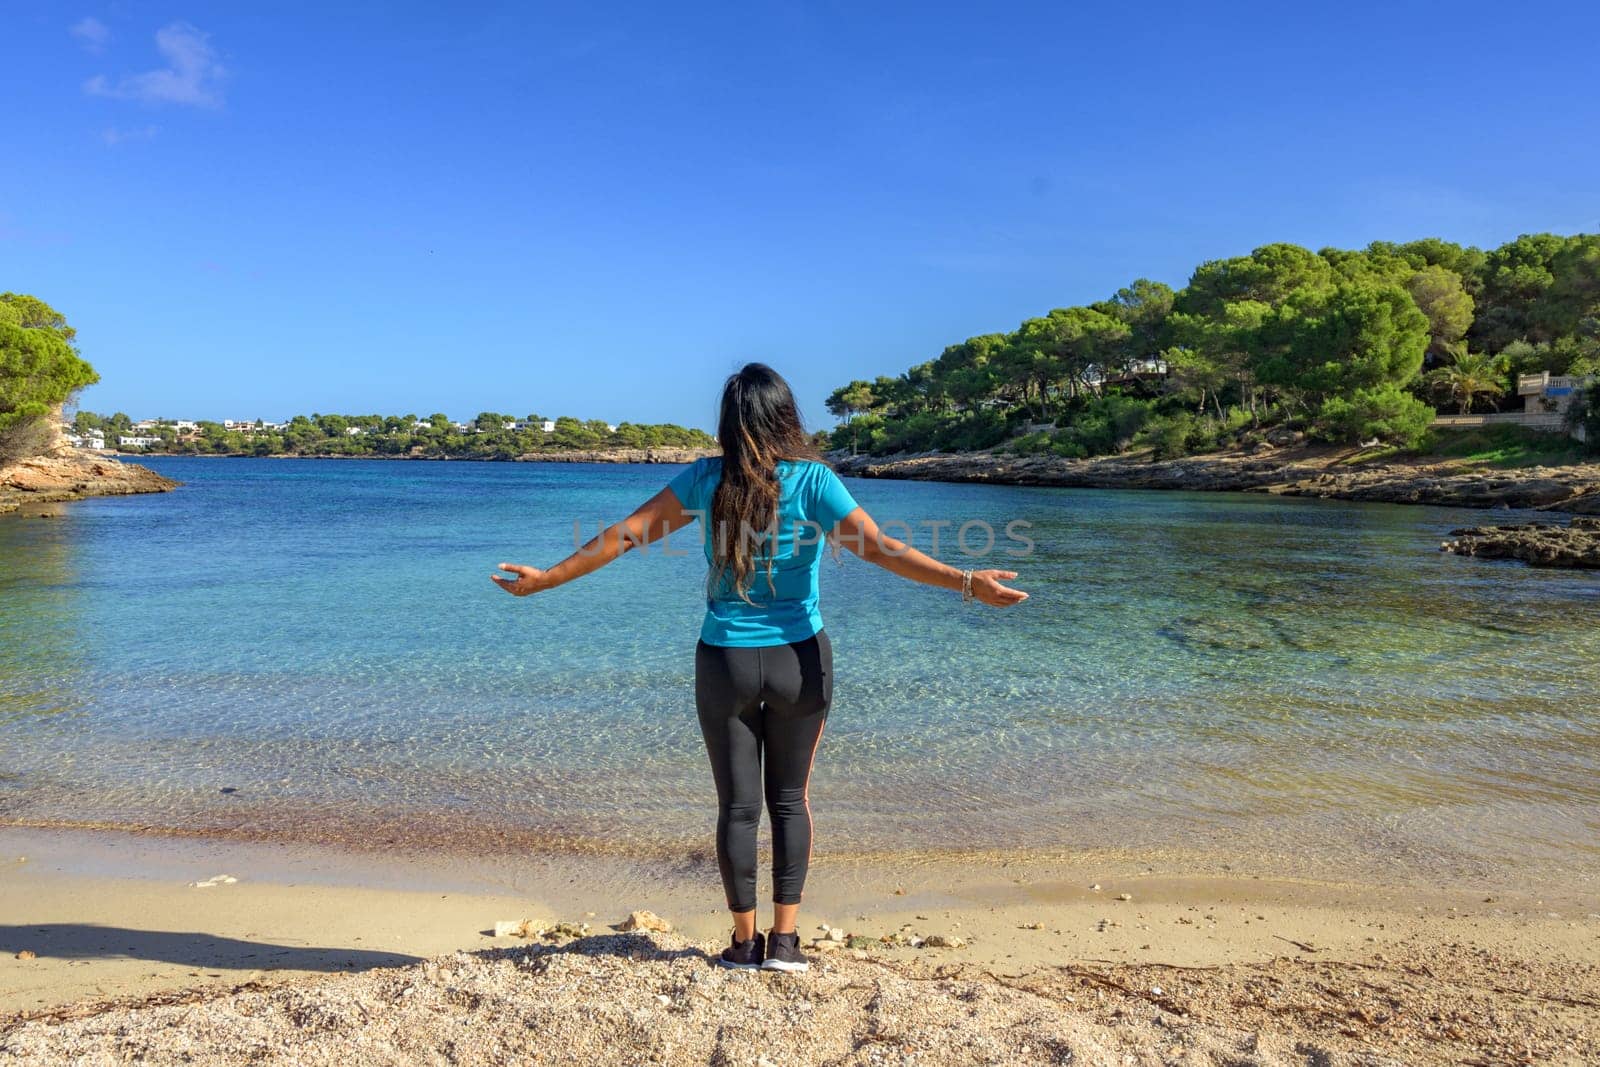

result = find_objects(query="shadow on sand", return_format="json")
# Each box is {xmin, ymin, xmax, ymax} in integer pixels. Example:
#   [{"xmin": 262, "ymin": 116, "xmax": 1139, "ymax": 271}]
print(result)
[
  {"xmin": 492, "ymin": 932, "xmax": 712, "ymax": 966},
  {"xmin": 0, "ymin": 924, "xmax": 420, "ymax": 973},
  {"xmin": 1, "ymin": 926, "xmax": 713, "ymax": 978}
]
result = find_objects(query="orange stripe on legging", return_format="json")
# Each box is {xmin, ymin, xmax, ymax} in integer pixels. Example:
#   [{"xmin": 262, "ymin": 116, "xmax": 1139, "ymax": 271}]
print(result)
[{"xmin": 797, "ymin": 713, "xmax": 827, "ymax": 902}]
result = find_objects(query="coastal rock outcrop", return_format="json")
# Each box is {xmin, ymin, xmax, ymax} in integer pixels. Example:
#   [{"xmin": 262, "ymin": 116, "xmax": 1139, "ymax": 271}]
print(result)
[
  {"xmin": 0, "ymin": 450, "xmax": 177, "ymax": 515},
  {"xmin": 832, "ymin": 449, "xmax": 1600, "ymax": 513},
  {"xmin": 1440, "ymin": 517, "xmax": 1600, "ymax": 569}
]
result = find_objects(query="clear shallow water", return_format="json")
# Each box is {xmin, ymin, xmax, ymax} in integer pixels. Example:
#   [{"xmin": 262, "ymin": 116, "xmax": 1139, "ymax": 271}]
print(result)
[{"xmin": 2, "ymin": 457, "xmax": 1598, "ymax": 884}]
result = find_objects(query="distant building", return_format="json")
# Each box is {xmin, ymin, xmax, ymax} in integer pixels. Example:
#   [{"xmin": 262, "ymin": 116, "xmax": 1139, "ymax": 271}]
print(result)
[
  {"xmin": 605, "ymin": 423, "xmax": 617, "ymax": 433},
  {"xmin": 64, "ymin": 430, "xmax": 106, "ymax": 449},
  {"xmin": 117, "ymin": 435, "xmax": 161, "ymax": 449},
  {"xmin": 345, "ymin": 426, "xmax": 365, "ymax": 436},
  {"xmin": 1433, "ymin": 372, "xmax": 1592, "ymax": 439},
  {"xmin": 1086, "ymin": 359, "xmax": 1170, "ymax": 387},
  {"xmin": 1519, "ymin": 372, "xmax": 1586, "ymax": 419},
  {"xmin": 541, "ymin": 420, "xmax": 557, "ymax": 433}
]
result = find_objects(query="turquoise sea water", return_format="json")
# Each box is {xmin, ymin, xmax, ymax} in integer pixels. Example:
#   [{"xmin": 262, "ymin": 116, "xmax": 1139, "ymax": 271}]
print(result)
[{"xmin": 2, "ymin": 458, "xmax": 1598, "ymax": 883}]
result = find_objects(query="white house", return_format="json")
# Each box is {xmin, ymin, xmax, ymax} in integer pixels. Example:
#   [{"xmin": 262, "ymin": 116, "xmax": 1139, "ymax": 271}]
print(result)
[
  {"xmin": 1519, "ymin": 372, "xmax": 1587, "ymax": 418},
  {"xmin": 172, "ymin": 420, "xmax": 199, "ymax": 432},
  {"xmin": 345, "ymin": 426, "xmax": 365, "ymax": 436},
  {"xmin": 117, "ymin": 435, "xmax": 161, "ymax": 449},
  {"xmin": 541, "ymin": 420, "xmax": 557, "ymax": 433},
  {"xmin": 1433, "ymin": 372, "xmax": 1592, "ymax": 439},
  {"xmin": 64, "ymin": 430, "xmax": 106, "ymax": 449}
]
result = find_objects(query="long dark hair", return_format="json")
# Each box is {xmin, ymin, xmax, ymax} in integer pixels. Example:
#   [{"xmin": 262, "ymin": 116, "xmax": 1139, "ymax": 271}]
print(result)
[{"xmin": 710, "ymin": 363, "xmax": 822, "ymax": 601}]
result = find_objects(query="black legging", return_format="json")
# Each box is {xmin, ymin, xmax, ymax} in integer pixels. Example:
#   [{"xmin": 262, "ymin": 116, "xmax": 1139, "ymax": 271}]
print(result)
[{"xmin": 694, "ymin": 632, "xmax": 832, "ymax": 913}]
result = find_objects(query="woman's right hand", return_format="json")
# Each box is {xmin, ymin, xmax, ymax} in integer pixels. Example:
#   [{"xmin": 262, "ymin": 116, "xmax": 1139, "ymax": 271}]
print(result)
[
  {"xmin": 972, "ymin": 570, "xmax": 1028, "ymax": 607},
  {"xmin": 490, "ymin": 562, "xmax": 548, "ymax": 596}
]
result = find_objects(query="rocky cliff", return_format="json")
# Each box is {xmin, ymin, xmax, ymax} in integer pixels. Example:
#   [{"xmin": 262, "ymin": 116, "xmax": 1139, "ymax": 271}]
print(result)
[{"xmin": 0, "ymin": 449, "xmax": 178, "ymax": 515}]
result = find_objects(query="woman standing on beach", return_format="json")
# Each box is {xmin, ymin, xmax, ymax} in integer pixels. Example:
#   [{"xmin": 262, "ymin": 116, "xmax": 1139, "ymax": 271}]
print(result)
[{"xmin": 491, "ymin": 363, "xmax": 1027, "ymax": 972}]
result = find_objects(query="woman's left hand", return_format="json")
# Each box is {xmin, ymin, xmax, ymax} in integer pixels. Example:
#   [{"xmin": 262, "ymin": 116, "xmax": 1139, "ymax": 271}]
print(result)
[
  {"xmin": 971, "ymin": 569, "xmax": 1028, "ymax": 607},
  {"xmin": 490, "ymin": 562, "xmax": 547, "ymax": 596}
]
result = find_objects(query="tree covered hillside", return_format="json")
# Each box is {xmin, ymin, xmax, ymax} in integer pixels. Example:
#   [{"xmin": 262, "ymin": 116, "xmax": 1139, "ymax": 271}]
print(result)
[
  {"xmin": 828, "ymin": 234, "xmax": 1600, "ymax": 458},
  {"xmin": 75, "ymin": 410, "xmax": 715, "ymax": 458}
]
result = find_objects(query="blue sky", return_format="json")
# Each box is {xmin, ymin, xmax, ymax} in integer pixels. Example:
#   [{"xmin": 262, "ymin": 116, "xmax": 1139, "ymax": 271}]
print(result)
[{"xmin": 4, "ymin": 2, "xmax": 1598, "ymax": 430}]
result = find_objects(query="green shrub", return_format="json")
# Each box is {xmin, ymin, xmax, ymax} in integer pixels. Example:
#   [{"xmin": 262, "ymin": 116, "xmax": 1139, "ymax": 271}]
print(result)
[
  {"xmin": 829, "ymin": 412, "xmax": 885, "ymax": 453},
  {"xmin": 1045, "ymin": 394, "xmax": 1155, "ymax": 457},
  {"xmin": 1049, "ymin": 438, "xmax": 1089, "ymax": 459},
  {"xmin": 1135, "ymin": 412, "xmax": 1198, "ymax": 459},
  {"xmin": 1314, "ymin": 383, "xmax": 1435, "ymax": 446},
  {"xmin": 1004, "ymin": 430, "xmax": 1052, "ymax": 455},
  {"xmin": 932, "ymin": 408, "xmax": 1012, "ymax": 452},
  {"xmin": 879, "ymin": 411, "xmax": 942, "ymax": 453}
]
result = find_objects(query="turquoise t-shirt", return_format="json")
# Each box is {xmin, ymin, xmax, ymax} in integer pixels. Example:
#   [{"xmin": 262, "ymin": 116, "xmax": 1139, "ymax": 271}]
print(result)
[{"xmin": 666, "ymin": 457, "xmax": 860, "ymax": 647}]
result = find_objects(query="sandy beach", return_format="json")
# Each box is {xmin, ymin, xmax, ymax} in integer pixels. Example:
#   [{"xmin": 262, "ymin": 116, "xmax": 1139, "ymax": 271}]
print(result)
[{"xmin": 2, "ymin": 828, "xmax": 1596, "ymax": 1064}]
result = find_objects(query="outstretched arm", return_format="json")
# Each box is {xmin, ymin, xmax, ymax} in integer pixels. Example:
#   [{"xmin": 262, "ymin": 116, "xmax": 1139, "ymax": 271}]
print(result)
[
  {"xmin": 833, "ymin": 506, "xmax": 1028, "ymax": 607},
  {"xmin": 491, "ymin": 485, "xmax": 696, "ymax": 596}
]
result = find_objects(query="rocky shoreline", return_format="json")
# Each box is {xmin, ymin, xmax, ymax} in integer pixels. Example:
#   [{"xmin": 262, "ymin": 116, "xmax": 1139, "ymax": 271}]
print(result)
[
  {"xmin": 0, "ymin": 450, "xmax": 177, "ymax": 516},
  {"xmin": 833, "ymin": 447, "xmax": 1600, "ymax": 514},
  {"xmin": 1442, "ymin": 516, "xmax": 1600, "ymax": 568}
]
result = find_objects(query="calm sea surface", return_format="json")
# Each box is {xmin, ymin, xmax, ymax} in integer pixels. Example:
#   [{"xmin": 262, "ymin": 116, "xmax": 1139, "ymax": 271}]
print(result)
[{"xmin": 2, "ymin": 458, "xmax": 1597, "ymax": 884}]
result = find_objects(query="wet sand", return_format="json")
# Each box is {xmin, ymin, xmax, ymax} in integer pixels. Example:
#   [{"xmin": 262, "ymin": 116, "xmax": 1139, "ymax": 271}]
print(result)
[{"xmin": 2, "ymin": 827, "xmax": 1597, "ymax": 1063}]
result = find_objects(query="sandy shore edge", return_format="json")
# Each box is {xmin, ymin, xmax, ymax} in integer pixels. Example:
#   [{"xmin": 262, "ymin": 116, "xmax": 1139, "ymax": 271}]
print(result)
[{"xmin": 2, "ymin": 828, "xmax": 1596, "ymax": 1064}]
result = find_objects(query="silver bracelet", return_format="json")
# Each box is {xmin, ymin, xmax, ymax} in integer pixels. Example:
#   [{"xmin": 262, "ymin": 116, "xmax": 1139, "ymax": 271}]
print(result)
[{"xmin": 961, "ymin": 569, "xmax": 974, "ymax": 603}]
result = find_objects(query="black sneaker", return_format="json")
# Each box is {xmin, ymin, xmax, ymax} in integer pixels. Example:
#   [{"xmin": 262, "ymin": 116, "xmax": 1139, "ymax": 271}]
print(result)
[
  {"xmin": 762, "ymin": 930, "xmax": 809, "ymax": 973},
  {"xmin": 718, "ymin": 932, "xmax": 765, "ymax": 970}
]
